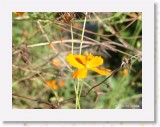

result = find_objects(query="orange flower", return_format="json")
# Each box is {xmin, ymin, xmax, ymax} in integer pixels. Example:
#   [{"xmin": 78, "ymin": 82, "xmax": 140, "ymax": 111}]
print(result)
[
  {"xmin": 59, "ymin": 81, "xmax": 65, "ymax": 87},
  {"xmin": 46, "ymin": 80, "xmax": 58, "ymax": 90},
  {"xmin": 52, "ymin": 60, "xmax": 60, "ymax": 67},
  {"xmin": 16, "ymin": 12, "xmax": 24, "ymax": 16},
  {"xmin": 66, "ymin": 53, "xmax": 111, "ymax": 78}
]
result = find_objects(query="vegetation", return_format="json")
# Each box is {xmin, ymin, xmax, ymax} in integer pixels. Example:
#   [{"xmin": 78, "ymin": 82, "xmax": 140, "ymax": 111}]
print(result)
[{"xmin": 12, "ymin": 12, "xmax": 142, "ymax": 109}]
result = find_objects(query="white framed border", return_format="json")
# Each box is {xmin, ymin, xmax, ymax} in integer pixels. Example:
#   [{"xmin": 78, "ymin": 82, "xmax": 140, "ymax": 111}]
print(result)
[{"xmin": 0, "ymin": 0, "xmax": 154, "ymax": 121}]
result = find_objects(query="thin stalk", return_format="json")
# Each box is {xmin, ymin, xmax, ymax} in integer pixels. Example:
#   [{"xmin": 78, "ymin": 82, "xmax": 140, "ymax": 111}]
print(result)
[
  {"xmin": 71, "ymin": 23, "xmax": 80, "ymax": 109},
  {"xmin": 70, "ymin": 23, "xmax": 74, "ymax": 54},
  {"xmin": 74, "ymin": 79, "xmax": 80, "ymax": 109},
  {"xmin": 79, "ymin": 12, "xmax": 88, "ymax": 54},
  {"xmin": 73, "ymin": 80, "xmax": 78, "ymax": 109},
  {"xmin": 76, "ymin": 79, "xmax": 81, "ymax": 109},
  {"xmin": 78, "ymin": 79, "xmax": 84, "ymax": 103}
]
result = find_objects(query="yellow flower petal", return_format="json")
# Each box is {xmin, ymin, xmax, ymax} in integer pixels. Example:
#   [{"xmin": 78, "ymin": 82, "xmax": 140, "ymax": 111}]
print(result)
[
  {"xmin": 87, "ymin": 56, "xmax": 103, "ymax": 68},
  {"xmin": 66, "ymin": 54, "xmax": 85, "ymax": 69},
  {"xmin": 86, "ymin": 53, "xmax": 94, "ymax": 61},
  {"xmin": 75, "ymin": 55, "xmax": 86, "ymax": 65},
  {"xmin": 90, "ymin": 68, "xmax": 111, "ymax": 76},
  {"xmin": 66, "ymin": 53, "xmax": 111, "ymax": 78},
  {"xmin": 72, "ymin": 68, "xmax": 88, "ymax": 79}
]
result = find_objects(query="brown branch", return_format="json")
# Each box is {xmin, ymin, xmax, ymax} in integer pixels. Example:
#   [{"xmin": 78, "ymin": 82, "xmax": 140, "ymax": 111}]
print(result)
[
  {"xmin": 54, "ymin": 17, "xmax": 137, "ymax": 38},
  {"xmin": 12, "ymin": 93, "xmax": 56, "ymax": 109},
  {"xmin": 85, "ymin": 66, "xmax": 121, "ymax": 96},
  {"xmin": 55, "ymin": 25, "xmax": 133, "ymax": 56}
]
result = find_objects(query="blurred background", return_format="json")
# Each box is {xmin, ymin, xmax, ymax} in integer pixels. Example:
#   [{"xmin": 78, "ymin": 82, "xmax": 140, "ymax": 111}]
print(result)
[{"xmin": 12, "ymin": 12, "xmax": 142, "ymax": 109}]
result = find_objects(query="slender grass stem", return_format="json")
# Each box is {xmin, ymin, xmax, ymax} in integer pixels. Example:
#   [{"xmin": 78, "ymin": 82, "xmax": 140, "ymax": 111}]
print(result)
[
  {"xmin": 74, "ymin": 79, "xmax": 80, "ymax": 109},
  {"xmin": 74, "ymin": 81, "xmax": 77, "ymax": 109},
  {"xmin": 70, "ymin": 23, "xmax": 74, "ymax": 54},
  {"xmin": 79, "ymin": 12, "xmax": 88, "ymax": 55},
  {"xmin": 73, "ymin": 79, "xmax": 80, "ymax": 109},
  {"xmin": 78, "ymin": 79, "xmax": 84, "ymax": 104},
  {"xmin": 76, "ymin": 12, "xmax": 88, "ymax": 109},
  {"xmin": 76, "ymin": 79, "xmax": 81, "ymax": 109},
  {"xmin": 70, "ymin": 23, "xmax": 80, "ymax": 108}
]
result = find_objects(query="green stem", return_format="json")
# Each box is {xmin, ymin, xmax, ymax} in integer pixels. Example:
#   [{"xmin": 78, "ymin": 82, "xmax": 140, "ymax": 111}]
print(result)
[
  {"xmin": 78, "ymin": 79, "xmax": 84, "ymax": 101},
  {"xmin": 76, "ymin": 79, "xmax": 81, "ymax": 109},
  {"xmin": 70, "ymin": 23, "xmax": 74, "ymax": 54},
  {"xmin": 74, "ymin": 80, "xmax": 78, "ymax": 109},
  {"xmin": 79, "ymin": 12, "xmax": 88, "ymax": 55},
  {"xmin": 74, "ymin": 79, "xmax": 81, "ymax": 109}
]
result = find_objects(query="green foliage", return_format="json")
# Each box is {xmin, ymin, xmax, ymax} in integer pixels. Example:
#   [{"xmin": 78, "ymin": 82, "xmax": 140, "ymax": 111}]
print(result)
[{"xmin": 12, "ymin": 12, "xmax": 142, "ymax": 109}]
